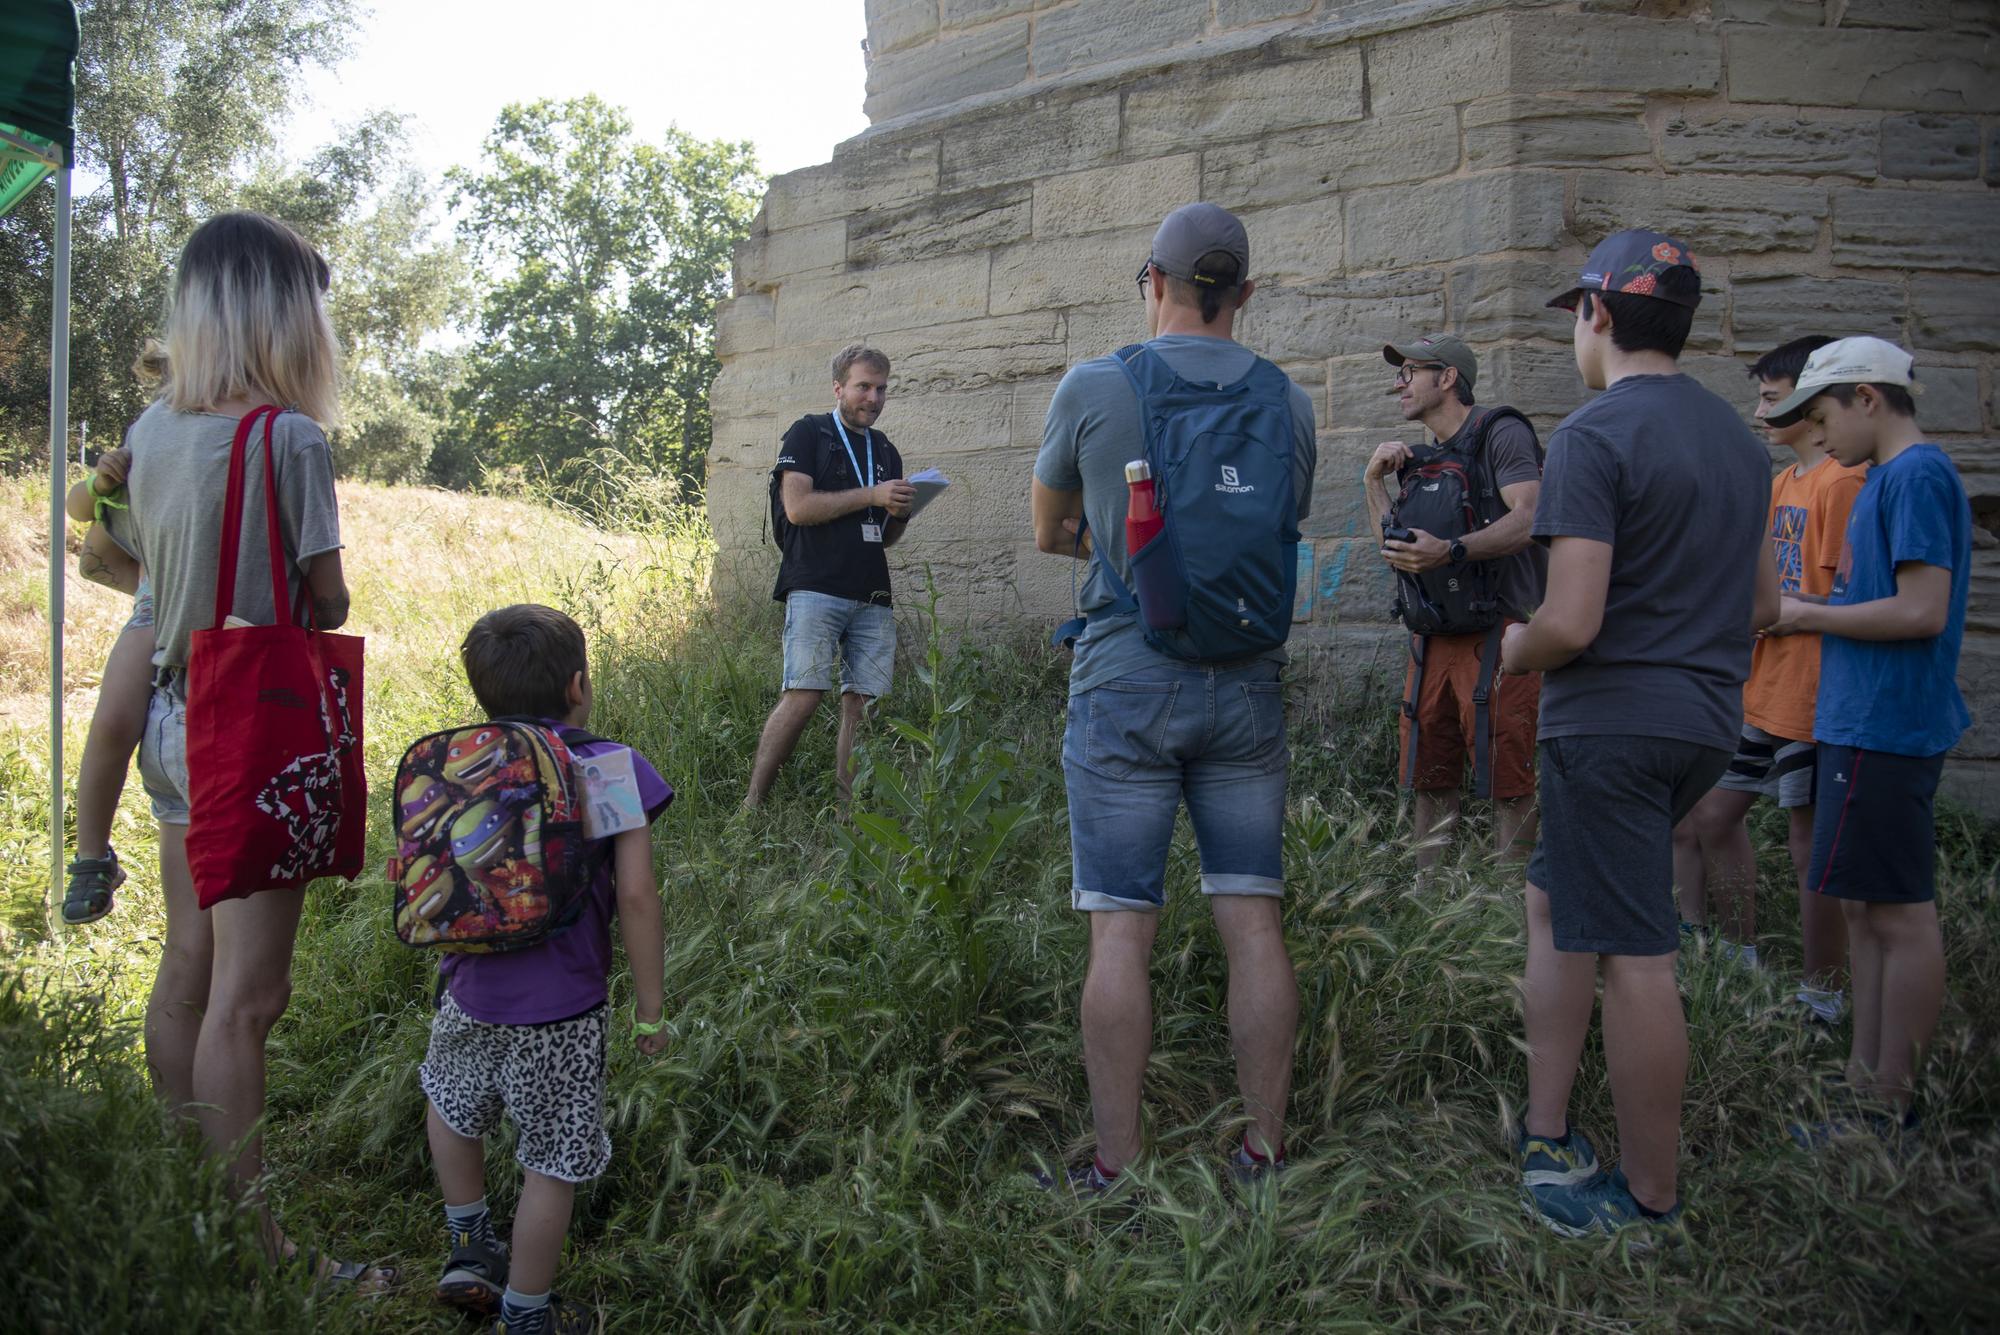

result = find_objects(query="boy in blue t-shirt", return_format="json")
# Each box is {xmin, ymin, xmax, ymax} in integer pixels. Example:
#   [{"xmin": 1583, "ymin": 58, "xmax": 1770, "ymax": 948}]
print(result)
[
  {"xmin": 419, "ymin": 604, "xmax": 673, "ymax": 1335},
  {"xmin": 1766, "ymin": 337, "xmax": 1971, "ymax": 1137}
]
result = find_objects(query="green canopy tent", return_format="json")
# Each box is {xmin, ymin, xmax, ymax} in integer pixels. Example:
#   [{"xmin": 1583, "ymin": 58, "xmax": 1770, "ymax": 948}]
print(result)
[{"xmin": 3, "ymin": 0, "xmax": 81, "ymax": 923}]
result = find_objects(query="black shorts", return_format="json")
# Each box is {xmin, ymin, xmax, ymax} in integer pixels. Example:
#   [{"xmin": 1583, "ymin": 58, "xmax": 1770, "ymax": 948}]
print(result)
[
  {"xmin": 1807, "ymin": 743, "xmax": 1944, "ymax": 904},
  {"xmin": 1527, "ymin": 734, "xmax": 1731, "ymax": 956}
]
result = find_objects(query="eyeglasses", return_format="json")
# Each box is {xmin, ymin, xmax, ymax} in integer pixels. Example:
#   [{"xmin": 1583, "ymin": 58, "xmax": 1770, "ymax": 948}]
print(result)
[
  {"xmin": 1135, "ymin": 259, "xmax": 1153, "ymax": 290},
  {"xmin": 1394, "ymin": 363, "xmax": 1446, "ymax": 387}
]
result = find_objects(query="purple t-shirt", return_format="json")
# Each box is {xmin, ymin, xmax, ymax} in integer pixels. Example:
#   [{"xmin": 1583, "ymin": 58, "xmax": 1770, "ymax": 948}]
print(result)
[{"xmin": 440, "ymin": 729, "xmax": 672, "ymax": 1024}]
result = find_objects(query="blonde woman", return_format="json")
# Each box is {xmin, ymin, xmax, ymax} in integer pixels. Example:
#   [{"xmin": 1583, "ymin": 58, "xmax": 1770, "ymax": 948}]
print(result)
[{"xmin": 96, "ymin": 211, "xmax": 389, "ymax": 1291}]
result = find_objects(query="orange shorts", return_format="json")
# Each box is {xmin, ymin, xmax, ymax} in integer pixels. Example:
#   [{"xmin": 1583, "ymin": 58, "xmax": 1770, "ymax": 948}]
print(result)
[{"xmin": 1398, "ymin": 627, "xmax": 1540, "ymax": 800}]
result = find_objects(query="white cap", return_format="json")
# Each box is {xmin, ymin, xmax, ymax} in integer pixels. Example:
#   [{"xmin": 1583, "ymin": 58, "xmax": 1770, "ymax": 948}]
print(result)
[{"xmin": 1766, "ymin": 335, "xmax": 1919, "ymax": 426}]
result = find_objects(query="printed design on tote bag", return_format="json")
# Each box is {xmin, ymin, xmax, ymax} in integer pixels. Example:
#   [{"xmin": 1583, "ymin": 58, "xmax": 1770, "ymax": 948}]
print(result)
[
  {"xmin": 255, "ymin": 666, "xmax": 360, "ymax": 882},
  {"xmin": 388, "ymin": 721, "xmax": 592, "ymax": 953}
]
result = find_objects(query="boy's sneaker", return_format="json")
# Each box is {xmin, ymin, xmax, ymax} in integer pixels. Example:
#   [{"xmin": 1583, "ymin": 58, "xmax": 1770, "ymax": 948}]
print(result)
[
  {"xmin": 1788, "ymin": 1105, "xmax": 1920, "ymax": 1151},
  {"xmin": 1522, "ymin": 1167, "xmax": 1682, "ymax": 1242},
  {"xmin": 1226, "ymin": 1139, "xmax": 1287, "ymax": 1192},
  {"xmin": 493, "ymin": 1294, "xmax": 594, "ymax": 1335},
  {"xmin": 1516, "ymin": 1123, "xmax": 1600, "ymax": 1188},
  {"xmin": 1027, "ymin": 1156, "xmax": 1119, "ymax": 1199},
  {"xmin": 1715, "ymin": 939, "xmax": 1760, "ymax": 970},
  {"xmin": 1795, "ymin": 986, "xmax": 1846, "ymax": 1025},
  {"xmin": 62, "ymin": 847, "xmax": 125, "ymax": 925},
  {"xmin": 436, "ymin": 1229, "xmax": 510, "ymax": 1316}
]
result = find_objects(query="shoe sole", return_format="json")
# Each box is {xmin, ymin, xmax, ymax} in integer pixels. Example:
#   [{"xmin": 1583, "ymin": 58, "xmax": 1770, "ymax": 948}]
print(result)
[
  {"xmin": 436, "ymin": 1276, "xmax": 504, "ymax": 1316},
  {"xmin": 62, "ymin": 868, "xmax": 126, "ymax": 926},
  {"xmin": 1520, "ymin": 1196, "xmax": 1680, "ymax": 1249},
  {"xmin": 1520, "ymin": 1163, "xmax": 1599, "ymax": 1189}
]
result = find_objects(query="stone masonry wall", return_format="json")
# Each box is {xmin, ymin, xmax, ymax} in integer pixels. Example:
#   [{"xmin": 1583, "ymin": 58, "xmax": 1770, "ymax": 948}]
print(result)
[{"xmin": 707, "ymin": 0, "xmax": 2000, "ymax": 810}]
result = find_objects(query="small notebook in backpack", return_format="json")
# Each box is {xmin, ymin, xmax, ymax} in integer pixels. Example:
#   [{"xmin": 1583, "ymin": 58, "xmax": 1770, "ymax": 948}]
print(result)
[{"xmin": 387, "ymin": 720, "xmax": 602, "ymax": 953}]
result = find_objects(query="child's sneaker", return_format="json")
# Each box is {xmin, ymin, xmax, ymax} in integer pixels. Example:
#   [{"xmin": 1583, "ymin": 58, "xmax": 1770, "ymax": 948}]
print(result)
[
  {"xmin": 436, "ymin": 1229, "xmax": 509, "ymax": 1316},
  {"xmin": 1226, "ymin": 1138, "xmax": 1287, "ymax": 1192},
  {"xmin": 494, "ymin": 1294, "xmax": 594, "ymax": 1335},
  {"xmin": 1522, "ymin": 1166, "xmax": 1682, "ymax": 1242},
  {"xmin": 1515, "ymin": 1123, "xmax": 1600, "ymax": 1188},
  {"xmin": 62, "ymin": 847, "xmax": 125, "ymax": 925},
  {"xmin": 1027, "ymin": 1156, "xmax": 1119, "ymax": 1199},
  {"xmin": 1795, "ymin": 985, "xmax": 1846, "ymax": 1025}
]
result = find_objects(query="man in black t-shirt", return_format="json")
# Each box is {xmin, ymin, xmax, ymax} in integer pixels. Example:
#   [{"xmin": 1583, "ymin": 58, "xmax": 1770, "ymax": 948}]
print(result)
[{"xmin": 745, "ymin": 343, "xmax": 915, "ymax": 808}]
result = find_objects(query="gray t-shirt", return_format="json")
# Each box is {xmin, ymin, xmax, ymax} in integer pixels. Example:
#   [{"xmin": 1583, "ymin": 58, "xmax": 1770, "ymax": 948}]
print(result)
[
  {"xmin": 105, "ymin": 403, "xmax": 343, "ymax": 668},
  {"xmin": 1531, "ymin": 373, "xmax": 1770, "ymax": 749},
  {"xmin": 1035, "ymin": 334, "xmax": 1318, "ymax": 695},
  {"xmin": 1422, "ymin": 409, "xmax": 1547, "ymax": 620}
]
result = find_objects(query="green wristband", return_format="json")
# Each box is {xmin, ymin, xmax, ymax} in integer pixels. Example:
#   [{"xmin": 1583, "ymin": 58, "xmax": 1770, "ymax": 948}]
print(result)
[
  {"xmin": 92, "ymin": 487, "xmax": 128, "ymax": 525},
  {"xmin": 632, "ymin": 1014, "xmax": 666, "ymax": 1037}
]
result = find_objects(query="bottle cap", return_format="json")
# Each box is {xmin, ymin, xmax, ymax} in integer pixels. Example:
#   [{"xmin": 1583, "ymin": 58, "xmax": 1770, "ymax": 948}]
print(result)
[{"xmin": 1124, "ymin": 459, "xmax": 1152, "ymax": 484}]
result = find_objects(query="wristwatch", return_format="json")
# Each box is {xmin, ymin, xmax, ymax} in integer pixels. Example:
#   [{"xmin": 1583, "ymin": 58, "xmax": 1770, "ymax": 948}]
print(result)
[{"xmin": 1448, "ymin": 539, "xmax": 1468, "ymax": 565}]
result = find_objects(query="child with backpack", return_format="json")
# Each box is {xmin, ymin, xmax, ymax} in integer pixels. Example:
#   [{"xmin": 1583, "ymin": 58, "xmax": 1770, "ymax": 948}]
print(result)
[
  {"xmin": 1764, "ymin": 338, "xmax": 1971, "ymax": 1141},
  {"xmin": 399, "ymin": 604, "xmax": 672, "ymax": 1333}
]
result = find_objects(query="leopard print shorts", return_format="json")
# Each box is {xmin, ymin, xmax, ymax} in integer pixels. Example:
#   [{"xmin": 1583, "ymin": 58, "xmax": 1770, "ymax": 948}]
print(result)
[{"xmin": 420, "ymin": 993, "xmax": 612, "ymax": 1183}]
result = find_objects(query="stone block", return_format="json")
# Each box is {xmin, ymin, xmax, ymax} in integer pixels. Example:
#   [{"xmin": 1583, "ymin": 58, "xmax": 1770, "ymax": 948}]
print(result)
[
  {"xmin": 886, "ymin": 311, "xmax": 1070, "ymax": 393},
  {"xmin": 1708, "ymin": 0, "xmax": 1820, "ymax": 21},
  {"xmin": 1448, "ymin": 258, "xmax": 1576, "ymax": 344},
  {"xmin": 734, "ymin": 220, "xmax": 847, "ymax": 290},
  {"xmin": 1988, "ymin": 123, "xmax": 2000, "ymax": 186},
  {"xmin": 1509, "ymin": 11, "xmax": 1722, "ymax": 97},
  {"xmin": 866, "ymin": 0, "xmax": 938, "ymax": 56},
  {"xmin": 1676, "ymin": 355, "xmax": 1765, "ymax": 423},
  {"xmin": 1572, "ymin": 172, "xmax": 1827, "ymax": 255},
  {"xmin": 865, "ymin": 19, "xmax": 1031, "ymax": 123},
  {"xmin": 942, "ymin": 0, "xmax": 1036, "ymax": 25},
  {"xmin": 1478, "ymin": 344, "xmax": 1594, "ymax": 423},
  {"xmin": 1346, "ymin": 172, "xmax": 1565, "ymax": 271},
  {"xmin": 1939, "ymin": 759, "xmax": 2000, "ymax": 818},
  {"xmin": 1464, "ymin": 97, "xmax": 1653, "ymax": 170},
  {"xmin": 848, "ymin": 186, "xmax": 1032, "ymax": 268},
  {"xmin": 1911, "ymin": 276, "xmax": 2000, "ymax": 352},
  {"xmin": 1724, "ymin": 30, "xmax": 2000, "ymax": 113},
  {"xmin": 775, "ymin": 253, "xmax": 992, "ymax": 346},
  {"xmin": 1948, "ymin": 638, "xmax": 2000, "ymax": 759},
  {"xmin": 1950, "ymin": 437, "xmax": 2000, "ymax": 498},
  {"xmin": 1880, "ymin": 115, "xmax": 1983, "ymax": 181},
  {"xmin": 1365, "ymin": 12, "xmax": 1511, "ymax": 116},
  {"xmin": 765, "ymin": 139, "xmax": 940, "ymax": 232},
  {"xmin": 1217, "ymin": 0, "xmax": 1314, "ymax": 27},
  {"xmin": 1124, "ymin": 50, "xmax": 1366, "ymax": 155},
  {"xmin": 1010, "ymin": 377, "xmax": 1062, "ymax": 452},
  {"xmin": 1032, "ymin": 155, "xmax": 1200, "ymax": 239},
  {"xmin": 1833, "ymin": 187, "xmax": 2000, "ymax": 271},
  {"xmin": 1014, "ymin": 539, "xmax": 1080, "ymax": 619},
  {"xmin": 1239, "ymin": 199, "xmax": 1344, "ymax": 287},
  {"xmin": 1064, "ymin": 301, "xmax": 1149, "ymax": 363},
  {"xmin": 704, "ymin": 412, "xmax": 781, "ymax": 474},
  {"xmin": 710, "ymin": 343, "xmax": 846, "ymax": 423},
  {"xmin": 877, "ymin": 388, "xmax": 1013, "ymax": 462},
  {"xmin": 1660, "ymin": 112, "xmax": 1877, "ymax": 177},
  {"xmin": 1327, "ymin": 354, "xmax": 1409, "ymax": 435},
  {"xmin": 991, "ymin": 226, "xmax": 1154, "ymax": 315},
  {"xmin": 940, "ymin": 94, "xmax": 1121, "ymax": 192},
  {"xmin": 1729, "ymin": 275, "xmax": 1908, "ymax": 354},
  {"xmin": 1842, "ymin": 0, "xmax": 1957, "ymax": 29},
  {"xmin": 1031, "ymin": 0, "xmax": 1209, "ymax": 79},
  {"xmin": 1200, "ymin": 107, "xmax": 1459, "ymax": 211},
  {"xmin": 1240, "ymin": 270, "xmax": 1444, "ymax": 365},
  {"xmin": 1299, "ymin": 431, "xmax": 1377, "ymax": 542},
  {"xmin": 715, "ymin": 293, "xmax": 775, "ymax": 358},
  {"xmin": 1921, "ymin": 365, "xmax": 1984, "ymax": 434}
]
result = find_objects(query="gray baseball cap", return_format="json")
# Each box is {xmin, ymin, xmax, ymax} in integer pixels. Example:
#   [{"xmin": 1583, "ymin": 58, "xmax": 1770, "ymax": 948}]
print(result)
[
  {"xmin": 1150, "ymin": 202, "xmax": 1249, "ymax": 287},
  {"xmin": 1383, "ymin": 333, "xmax": 1478, "ymax": 391}
]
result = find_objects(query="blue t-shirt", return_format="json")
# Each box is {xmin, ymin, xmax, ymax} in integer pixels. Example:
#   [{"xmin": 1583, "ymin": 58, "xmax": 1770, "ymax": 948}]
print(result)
[{"xmin": 1814, "ymin": 443, "xmax": 1971, "ymax": 757}]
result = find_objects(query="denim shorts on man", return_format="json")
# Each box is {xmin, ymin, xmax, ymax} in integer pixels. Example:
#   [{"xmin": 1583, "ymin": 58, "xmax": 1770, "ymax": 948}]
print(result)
[
  {"xmin": 1808, "ymin": 743, "xmax": 1944, "ymax": 904},
  {"xmin": 781, "ymin": 590, "xmax": 895, "ymax": 699},
  {"xmin": 1062, "ymin": 658, "xmax": 1288, "ymax": 911},
  {"xmin": 1528, "ymin": 734, "xmax": 1729, "ymax": 954},
  {"xmin": 137, "ymin": 673, "xmax": 191, "ymax": 827}
]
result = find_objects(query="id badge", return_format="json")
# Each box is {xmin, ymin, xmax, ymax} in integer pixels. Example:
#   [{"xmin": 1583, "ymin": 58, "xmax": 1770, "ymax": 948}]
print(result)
[
  {"xmin": 860, "ymin": 522, "xmax": 884, "ymax": 544},
  {"xmin": 577, "ymin": 746, "xmax": 647, "ymax": 840}
]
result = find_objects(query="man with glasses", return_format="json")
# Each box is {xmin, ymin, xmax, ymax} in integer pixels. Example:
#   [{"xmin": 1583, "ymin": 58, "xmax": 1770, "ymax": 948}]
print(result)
[
  {"xmin": 1363, "ymin": 334, "xmax": 1546, "ymax": 868},
  {"xmin": 1029, "ymin": 202, "xmax": 1317, "ymax": 1192}
]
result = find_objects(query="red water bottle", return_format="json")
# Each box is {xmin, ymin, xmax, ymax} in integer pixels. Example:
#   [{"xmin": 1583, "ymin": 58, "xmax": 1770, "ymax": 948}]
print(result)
[{"xmin": 1125, "ymin": 459, "xmax": 1162, "ymax": 554}]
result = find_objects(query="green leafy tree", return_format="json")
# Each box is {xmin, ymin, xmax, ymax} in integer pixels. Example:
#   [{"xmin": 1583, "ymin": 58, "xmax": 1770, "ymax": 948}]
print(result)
[{"xmin": 437, "ymin": 96, "xmax": 761, "ymax": 501}]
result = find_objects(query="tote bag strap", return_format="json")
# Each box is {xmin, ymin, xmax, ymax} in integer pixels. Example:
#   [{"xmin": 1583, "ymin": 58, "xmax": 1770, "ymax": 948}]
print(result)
[
  {"xmin": 252, "ymin": 413, "xmax": 318, "ymax": 630},
  {"xmin": 210, "ymin": 405, "xmax": 283, "ymax": 628}
]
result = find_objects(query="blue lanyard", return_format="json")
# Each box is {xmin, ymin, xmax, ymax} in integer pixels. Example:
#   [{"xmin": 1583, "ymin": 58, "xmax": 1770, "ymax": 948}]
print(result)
[{"xmin": 830, "ymin": 411, "xmax": 875, "ymax": 514}]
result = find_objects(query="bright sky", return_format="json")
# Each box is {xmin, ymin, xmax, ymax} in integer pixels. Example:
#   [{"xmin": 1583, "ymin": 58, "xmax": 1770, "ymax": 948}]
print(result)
[{"xmin": 282, "ymin": 1, "xmax": 872, "ymax": 185}]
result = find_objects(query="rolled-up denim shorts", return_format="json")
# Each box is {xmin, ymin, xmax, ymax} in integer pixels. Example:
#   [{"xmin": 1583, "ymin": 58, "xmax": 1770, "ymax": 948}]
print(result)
[
  {"xmin": 137, "ymin": 669, "xmax": 191, "ymax": 827},
  {"xmin": 781, "ymin": 590, "xmax": 895, "ymax": 699},
  {"xmin": 1062, "ymin": 658, "xmax": 1289, "ymax": 912}
]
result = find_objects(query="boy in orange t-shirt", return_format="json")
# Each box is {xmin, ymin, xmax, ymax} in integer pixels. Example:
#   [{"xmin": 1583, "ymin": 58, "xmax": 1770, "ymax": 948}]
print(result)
[{"xmin": 1674, "ymin": 336, "xmax": 1863, "ymax": 1021}]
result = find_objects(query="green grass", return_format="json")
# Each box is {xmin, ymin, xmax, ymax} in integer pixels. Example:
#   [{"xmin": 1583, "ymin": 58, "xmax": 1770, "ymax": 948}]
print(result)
[{"xmin": 3, "ymin": 475, "xmax": 1998, "ymax": 1332}]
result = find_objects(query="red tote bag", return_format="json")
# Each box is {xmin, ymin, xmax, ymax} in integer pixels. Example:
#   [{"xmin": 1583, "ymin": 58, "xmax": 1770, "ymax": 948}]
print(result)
[{"xmin": 184, "ymin": 406, "xmax": 367, "ymax": 908}]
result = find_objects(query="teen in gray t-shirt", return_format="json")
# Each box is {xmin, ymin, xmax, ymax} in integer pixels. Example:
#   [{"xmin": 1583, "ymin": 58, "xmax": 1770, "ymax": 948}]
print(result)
[
  {"xmin": 1034, "ymin": 333, "xmax": 1317, "ymax": 694},
  {"xmin": 105, "ymin": 401, "xmax": 343, "ymax": 668}
]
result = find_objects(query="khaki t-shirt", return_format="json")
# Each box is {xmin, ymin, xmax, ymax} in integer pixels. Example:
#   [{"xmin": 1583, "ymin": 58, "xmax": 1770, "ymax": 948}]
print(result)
[
  {"xmin": 104, "ymin": 403, "xmax": 343, "ymax": 668},
  {"xmin": 1742, "ymin": 456, "xmax": 1867, "ymax": 743}
]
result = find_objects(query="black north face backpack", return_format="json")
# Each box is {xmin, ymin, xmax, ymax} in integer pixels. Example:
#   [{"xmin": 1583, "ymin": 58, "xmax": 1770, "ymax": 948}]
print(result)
[{"xmin": 1385, "ymin": 406, "xmax": 1540, "ymax": 797}]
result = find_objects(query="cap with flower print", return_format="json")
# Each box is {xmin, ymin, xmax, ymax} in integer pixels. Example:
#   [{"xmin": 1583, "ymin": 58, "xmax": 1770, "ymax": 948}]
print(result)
[{"xmin": 1546, "ymin": 229, "xmax": 1702, "ymax": 311}]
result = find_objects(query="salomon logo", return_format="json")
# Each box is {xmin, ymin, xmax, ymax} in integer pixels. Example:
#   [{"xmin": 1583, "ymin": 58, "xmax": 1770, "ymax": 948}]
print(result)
[{"xmin": 1215, "ymin": 464, "xmax": 1255, "ymax": 495}]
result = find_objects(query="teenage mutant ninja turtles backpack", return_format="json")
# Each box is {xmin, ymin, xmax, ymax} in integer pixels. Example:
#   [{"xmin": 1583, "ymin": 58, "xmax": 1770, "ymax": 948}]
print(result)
[{"xmin": 386, "ymin": 720, "xmax": 603, "ymax": 953}]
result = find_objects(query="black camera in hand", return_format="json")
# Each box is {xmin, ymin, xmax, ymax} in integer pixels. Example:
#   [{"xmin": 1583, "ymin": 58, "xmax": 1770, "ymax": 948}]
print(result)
[{"xmin": 1381, "ymin": 515, "xmax": 1415, "ymax": 545}]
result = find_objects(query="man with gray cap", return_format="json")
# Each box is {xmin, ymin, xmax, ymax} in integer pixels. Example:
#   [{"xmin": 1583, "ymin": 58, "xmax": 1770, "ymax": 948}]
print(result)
[
  {"xmin": 1364, "ymin": 333, "xmax": 1545, "ymax": 869},
  {"xmin": 1029, "ymin": 202, "xmax": 1317, "ymax": 1193}
]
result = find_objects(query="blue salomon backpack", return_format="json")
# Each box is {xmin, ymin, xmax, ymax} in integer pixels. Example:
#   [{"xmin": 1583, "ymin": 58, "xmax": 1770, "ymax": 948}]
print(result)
[{"xmin": 1067, "ymin": 344, "xmax": 1300, "ymax": 662}]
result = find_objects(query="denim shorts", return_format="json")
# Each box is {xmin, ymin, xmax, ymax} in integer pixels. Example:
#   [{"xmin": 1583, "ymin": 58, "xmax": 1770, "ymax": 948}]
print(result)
[
  {"xmin": 1062, "ymin": 659, "xmax": 1289, "ymax": 912},
  {"xmin": 136, "ymin": 672, "xmax": 191, "ymax": 827},
  {"xmin": 782, "ymin": 590, "xmax": 895, "ymax": 699}
]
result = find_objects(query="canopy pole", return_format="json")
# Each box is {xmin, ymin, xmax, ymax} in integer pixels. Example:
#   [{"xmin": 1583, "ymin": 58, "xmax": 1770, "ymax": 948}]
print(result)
[{"xmin": 46, "ymin": 158, "xmax": 70, "ymax": 933}]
